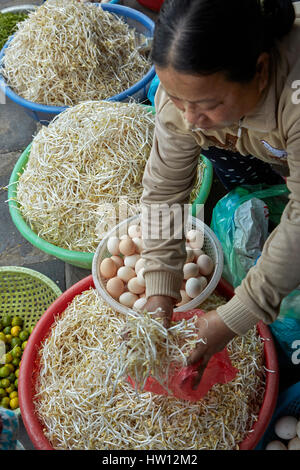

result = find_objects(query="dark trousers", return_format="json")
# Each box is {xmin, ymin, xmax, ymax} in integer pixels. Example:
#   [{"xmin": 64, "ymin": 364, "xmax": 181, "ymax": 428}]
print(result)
[{"xmin": 201, "ymin": 147, "xmax": 285, "ymax": 191}]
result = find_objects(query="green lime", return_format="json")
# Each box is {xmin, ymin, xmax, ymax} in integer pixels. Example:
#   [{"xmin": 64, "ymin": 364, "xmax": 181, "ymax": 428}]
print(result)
[
  {"xmin": 0, "ymin": 332, "xmax": 6, "ymax": 343},
  {"xmin": 2, "ymin": 316, "xmax": 12, "ymax": 327},
  {"xmin": 6, "ymin": 364, "xmax": 14, "ymax": 373},
  {"xmin": 22, "ymin": 341, "xmax": 28, "ymax": 350},
  {"xmin": 8, "ymin": 372, "xmax": 16, "ymax": 383},
  {"xmin": 5, "ymin": 335, "xmax": 13, "ymax": 345},
  {"xmin": 15, "ymin": 368, "xmax": 19, "ymax": 379},
  {"xmin": 19, "ymin": 330, "xmax": 29, "ymax": 342},
  {"xmin": 11, "ymin": 346, "xmax": 22, "ymax": 358},
  {"xmin": 5, "ymin": 384, "xmax": 15, "ymax": 394},
  {"xmin": 10, "ymin": 397, "xmax": 19, "ymax": 410},
  {"xmin": 11, "ymin": 316, "xmax": 23, "ymax": 327},
  {"xmin": 0, "ymin": 365, "xmax": 11, "ymax": 378},
  {"xmin": 11, "ymin": 326, "xmax": 21, "ymax": 337},
  {"xmin": 3, "ymin": 352, "xmax": 13, "ymax": 364},
  {"xmin": 0, "ymin": 387, "xmax": 6, "ymax": 398},
  {"xmin": 1, "ymin": 396, "xmax": 10, "ymax": 408},
  {"xmin": 14, "ymin": 378, "xmax": 18, "ymax": 388},
  {"xmin": 6, "ymin": 334, "xmax": 13, "ymax": 343},
  {"xmin": 11, "ymin": 337, "xmax": 22, "ymax": 348},
  {"xmin": 3, "ymin": 326, "xmax": 11, "ymax": 335},
  {"xmin": 12, "ymin": 357, "xmax": 20, "ymax": 367},
  {"xmin": 0, "ymin": 320, "xmax": 3, "ymax": 331},
  {"xmin": 28, "ymin": 325, "xmax": 35, "ymax": 334},
  {"xmin": 1, "ymin": 378, "xmax": 10, "ymax": 388}
]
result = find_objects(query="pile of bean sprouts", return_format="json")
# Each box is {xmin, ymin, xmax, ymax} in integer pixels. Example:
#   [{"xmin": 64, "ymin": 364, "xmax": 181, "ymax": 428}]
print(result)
[
  {"xmin": 34, "ymin": 288, "xmax": 266, "ymax": 450},
  {"xmin": 106, "ymin": 310, "xmax": 203, "ymax": 394},
  {"xmin": 15, "ymin": 101, "xmax": 155, "ymax": 252},
  {"xmin": 1, "ymin": 0, "xmax": 152, "ymax": 105},
  {"xmin": 15, "ymin": 100, "xmax": 204, "ymax": 252}
]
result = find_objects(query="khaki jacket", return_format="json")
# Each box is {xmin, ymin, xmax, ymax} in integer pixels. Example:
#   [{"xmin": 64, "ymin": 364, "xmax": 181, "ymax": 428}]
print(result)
[{"xmin": 141, "ymin": 3, "xmax": 300, "ymax": 335}]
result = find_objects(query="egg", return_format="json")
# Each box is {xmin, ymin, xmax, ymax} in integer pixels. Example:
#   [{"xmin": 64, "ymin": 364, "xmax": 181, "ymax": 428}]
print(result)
[
  {"xmin": 183, "ymin": 262, "xmax": 199, "ymax": 280},
  {"xmin": 120, "ymin": 234, "xmax": 130, "ymax": 240},
  {"xmin": 197, "ymin": 275, "xmax": 208, "ymax": 290},
  {"xmin": 187, "ymin": 229, "xmax": 204, "ymax": 249},
  {"xmin": 133, "ymin": 297, "xmax": 148, "ymax": 311},
  {"xmin": 117, "ymin": 266, "xmax": 136, "ymax": 282},
  {"xmin": 176, "ymin": 289, "xmax": 192, "ymax": 307},
  {"xmin": 119, "ymin": 237, "xmax": 136, "ymax": 256},
  {"xmin": 288, "ymin": 437, "xmax": 300, "ymax": 450},
  {"xmin": 100, "ymin": 258, "xmax": 117, "ymax": 279},
  {"xmin": 265, "ymin": 440, "xmax": 287, "ymax": 450},
  {"xmin": 119, "ymin": 292, "xmax": 139, "ymax": 308},
  {"xmin": 128, "ymin": 224, "xmax": 142, "ymax": 238},
  {"xmin": 185, "ymin": 277, "xmax": 204, "ymax": 298},
  {"xmin": 106, "ymin": 277, "xmax": 125, "ymax": 298},
  {"xmin": 275, "ymin": 416, "xmax": 298, "ymax": 440},
  {"xmin": 124, "ymin": 254, "xmax": 140, "ymax": 268},
  {"xmin": 192, "ymin": 248, "xmax": 204, "ymax": 259},
  {"xmin": 107, "ymin": 236, "xmax": 120, "ymax": 256},
  {"xmin": 132, "ymin": 237, "xmax": 143, "ymax": 253},
  {"xmin": 185, "ymin": 247, "xmax": 194, "ymax": 263},
  {"xmin": 110, "ymin": 255, "xmax": 124, "ymax": 269},
  {"xmin": 137, "ymin": 268, "xmax": 146, "ymax": 287},
  {"xmin": 128, "ymin": 277, "xmax": 145, "ymax": 295},
  {"xmin": 197, "ymin": 254, "xmax": 214, "ymax": 276},
  {"xmin": 135, "ymin": 257, "xmax": 146, "ymax": 274}
]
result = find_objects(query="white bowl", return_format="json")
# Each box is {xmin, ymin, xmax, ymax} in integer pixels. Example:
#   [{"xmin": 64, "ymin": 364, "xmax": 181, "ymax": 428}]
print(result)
[{"xmin": 92, "ymin": 214, "xmax": 224, "ymax": 314}]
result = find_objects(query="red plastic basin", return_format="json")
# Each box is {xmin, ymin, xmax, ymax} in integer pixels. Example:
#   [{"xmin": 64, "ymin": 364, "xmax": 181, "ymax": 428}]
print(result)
[{"xmin": 19, "ymin": 276, "xmax": 279, "ymax": 450}]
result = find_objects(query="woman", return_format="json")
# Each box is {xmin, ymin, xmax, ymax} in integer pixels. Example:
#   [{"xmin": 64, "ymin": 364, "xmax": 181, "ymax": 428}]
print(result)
[{"xmin": 141, "ymin": 0, "xmax": 300, "ymax": 388}]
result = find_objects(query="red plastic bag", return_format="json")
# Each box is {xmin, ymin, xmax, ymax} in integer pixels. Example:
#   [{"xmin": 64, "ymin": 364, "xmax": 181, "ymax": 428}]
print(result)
[{"xmin": 128, "ymin": 309, "xmax": 238, "ymax": 402}]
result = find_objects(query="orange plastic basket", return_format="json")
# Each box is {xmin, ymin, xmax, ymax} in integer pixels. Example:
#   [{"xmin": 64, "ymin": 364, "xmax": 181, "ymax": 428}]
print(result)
[{"xmin": 19, "ymin": 276, "xmax": 279, "ymax": 450}]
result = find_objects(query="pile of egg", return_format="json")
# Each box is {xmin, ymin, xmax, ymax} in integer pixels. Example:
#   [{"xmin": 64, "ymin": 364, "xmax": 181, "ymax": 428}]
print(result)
[
  {"xmin": 265, "ymin": 415, "xmax": 300, "ymax": 450},
  {"xmin": 98, "ymin": 223, "xmax": 214, "ymax": 311}
]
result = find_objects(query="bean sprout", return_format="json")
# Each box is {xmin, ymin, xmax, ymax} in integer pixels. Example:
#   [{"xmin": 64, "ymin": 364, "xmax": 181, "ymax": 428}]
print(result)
[
  {"xmin": 34, "ymin": 289, "xmax": 266, "ymax": 450},
  {"xmin": 107, "ymin": 309, "xmax": 202, "ymax": 394},
  {"xmin": 1, "ymin": 0, "xmax": 152, "ymax": 105},
  {"xmin": 14, "ymin": 100, "xmax": 205, "ymax": 252},
  {"xmin": 15, "ymin": 101, "xmax": 155, "ymax": 252}
]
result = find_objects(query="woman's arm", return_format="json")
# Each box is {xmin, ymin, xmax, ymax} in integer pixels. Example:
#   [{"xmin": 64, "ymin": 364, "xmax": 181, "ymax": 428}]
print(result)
[{"xmin": 141, "ymin": 86, "xmax": 201, "ymax": 321}]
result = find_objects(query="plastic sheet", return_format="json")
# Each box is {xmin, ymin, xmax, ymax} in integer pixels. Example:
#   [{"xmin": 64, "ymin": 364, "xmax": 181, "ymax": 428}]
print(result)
[
  {"xmin": 211, "ymin": 184, "xmax": 289, "ymax": 287},
  {"xmin": 211, "ymin": 183, "xmax": 300, "ymax": 361}
]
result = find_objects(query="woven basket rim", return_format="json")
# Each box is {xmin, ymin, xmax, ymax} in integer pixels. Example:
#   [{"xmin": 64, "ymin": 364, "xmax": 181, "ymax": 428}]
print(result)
[
  {"xmin": 0, "ymin": 266, "xmax": 62, "ymax": 415},
  {"xmin": 0, "ymin": 266, "xmax": 62, "ymax": 297}
]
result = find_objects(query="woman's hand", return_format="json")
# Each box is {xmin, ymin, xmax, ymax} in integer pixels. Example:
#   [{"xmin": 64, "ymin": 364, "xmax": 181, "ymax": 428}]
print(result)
[
  {"xmin": 143, "ymin": 295, "xmax": 175, "ymax": 329},
  {"xmin": 187, "ymin": 310, "xmax": 236, "ymax": 389}
]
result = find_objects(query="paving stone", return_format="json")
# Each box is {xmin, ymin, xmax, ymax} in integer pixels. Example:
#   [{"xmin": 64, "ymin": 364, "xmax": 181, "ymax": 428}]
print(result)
[
  {"xmin": 65, "ymin": 263, "xmax": 91, "ymax": 290},
  {"xmin": 0, "ymin": 150, "xmax": 54, "ymax": 266},
  {"xmin": 0, "ymin": 100, "xmax": 38, "ymax": 153},
  {"xmin": 18, "ymin": 417, "xmax": 36, "ymax": 450}
]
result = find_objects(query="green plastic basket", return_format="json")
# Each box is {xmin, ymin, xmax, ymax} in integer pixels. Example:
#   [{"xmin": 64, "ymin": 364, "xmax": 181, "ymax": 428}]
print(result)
[
  {"xmin": 0, "ymin": 266, "xmax": 62, "ymax": 329},
  {"xmin": 0, "ymin": 266, "xmax": 62, "ymax": 413},
  {"xmin": 8, "ymin": 141, "xmax": 213, "ymax": 270}
]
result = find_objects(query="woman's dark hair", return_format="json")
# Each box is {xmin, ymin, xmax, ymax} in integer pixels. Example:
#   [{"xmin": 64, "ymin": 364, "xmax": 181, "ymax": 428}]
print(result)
[{"xmin": 152, "ymin": 0, "xmax": 295, "ymax": 82}]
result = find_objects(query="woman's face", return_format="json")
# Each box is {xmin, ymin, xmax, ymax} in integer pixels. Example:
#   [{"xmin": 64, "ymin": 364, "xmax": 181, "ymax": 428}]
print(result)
[{"xmin": 155, "ymin": 55, "xmax": 269, "ymax": 131}]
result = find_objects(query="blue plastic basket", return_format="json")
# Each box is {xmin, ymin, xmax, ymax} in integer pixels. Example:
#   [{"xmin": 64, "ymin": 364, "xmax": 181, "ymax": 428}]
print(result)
[
  {"xmin": 256, "ymin": 381, "xmax": 300, "ymax": 450},
  {"xmin": 0, "ymin": 3, "xmax": 155, "ymax": 125}
]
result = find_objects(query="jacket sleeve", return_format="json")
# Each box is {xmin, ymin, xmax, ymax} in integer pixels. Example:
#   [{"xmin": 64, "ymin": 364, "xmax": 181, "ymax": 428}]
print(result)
[
  {"xmin": 217, "ymin": 92, "xmax": 300, "ymax": 335},
  {"xmin": 141, "ymin": 88, "xmax": 201, "ymax": 302}
]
